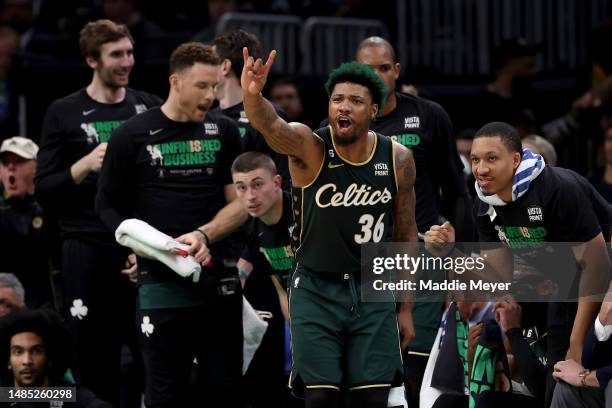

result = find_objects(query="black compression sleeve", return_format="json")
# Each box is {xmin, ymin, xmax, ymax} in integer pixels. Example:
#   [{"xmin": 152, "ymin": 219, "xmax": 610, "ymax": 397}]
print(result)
[{"xmin": 506, "ymin": 328, "xmax": 547, "ymax": 403}]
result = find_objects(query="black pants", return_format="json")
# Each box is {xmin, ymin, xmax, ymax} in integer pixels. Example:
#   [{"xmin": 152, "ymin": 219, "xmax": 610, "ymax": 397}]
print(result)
[
  {"xmin": 243, "ymin": 270, "xmax": 287, "ymax": 408},
  {"xmin": 138, "ymin": 286, "xmax": 243, "ymax": 407},
  {"xmin": 403, "ymin": 351, "xmax": 429, "ymax": 407},
  {"xmin": 62, "ymin": 238, "xmax": 139, "ymax": 406}
]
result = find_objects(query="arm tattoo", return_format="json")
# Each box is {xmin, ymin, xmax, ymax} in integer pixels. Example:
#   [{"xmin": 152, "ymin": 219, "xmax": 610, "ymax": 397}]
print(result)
[
  {"xmin": 243, "ymin": 93, "xmax": 305, "ymax": 156},
  {"xmin": 393, "ymin": 143, "xmax": 418, "ymax": 243}
]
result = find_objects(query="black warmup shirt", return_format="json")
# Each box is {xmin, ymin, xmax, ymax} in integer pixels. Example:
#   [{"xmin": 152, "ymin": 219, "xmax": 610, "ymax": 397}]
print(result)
[
  {"xmin": 591, "ymin": 172, "xmax": 612, "ymax": 205},
  {"xmin": 213, "ymin": 102, "xmax": 291, "ymax": 190},
  {"xmin": 476, "ymin": 166, "xmax": 612, "ymax": 293},
  {"xmin": 241, "ymin": 191, "xmax": 295, "ymax": 284},
  {"xmin": 35, "ymin": 88, "xmax": 162, "ymax": 246},
  {"xmin": 476, "ymin": 166, "xmax": 610, "ymax": 248},
  {"xmin": 476, "ymin": 166, "xmax": 612, "ymax": 365},
  {"xmin": 323, "ymin": 92, "xmax": 468, "ymax": 233},
  {"xmin": 96, "ymin": 108, "xmax": 242, "ymax": 308}
]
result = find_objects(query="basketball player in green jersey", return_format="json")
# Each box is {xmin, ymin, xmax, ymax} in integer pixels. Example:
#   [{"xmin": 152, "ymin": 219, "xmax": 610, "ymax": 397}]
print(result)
[{"xmin": 242, "ymin": 48, "xmax": 418, "ymax": 408}]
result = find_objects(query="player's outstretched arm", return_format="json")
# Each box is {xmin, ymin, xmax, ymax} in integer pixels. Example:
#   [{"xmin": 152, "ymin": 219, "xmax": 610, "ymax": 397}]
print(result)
[{"xmin": 241, "ymin": 48, "xmax": 313, "ymax": 159}]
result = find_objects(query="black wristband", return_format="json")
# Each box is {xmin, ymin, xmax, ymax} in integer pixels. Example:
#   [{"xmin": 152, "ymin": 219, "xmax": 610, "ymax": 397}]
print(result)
[
  {"xmin": 195, "ymin": 228, "xmax": 209, "ymax": 245},
  {"xmin": 505, "ymin": 327, "xmax": 522, "ymax": 338}
]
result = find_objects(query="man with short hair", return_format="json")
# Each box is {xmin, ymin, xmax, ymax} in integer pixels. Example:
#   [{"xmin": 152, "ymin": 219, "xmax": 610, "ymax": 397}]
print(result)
[
  {"xmin": 35, "ymin": 19, "xmax": 162, "ymax": 404},
  {"xmin": 426, "ymin": 121, "xmax": 612, "ymax": 406},
  {"xmin": 232, "ymin": 151, "xmax": 293, "ymax": 407},
  {"xmin": 0, "ymin": 308, "xmax": 112, "ymax": 407},
  {"xmin": 0, "ymin": 137, "xmax": 55, "ymax": 309},
  {"xmin": 0, "ymin": 273, "xmax": 25, "ymax": 317},
  {"xmin": 243, "ymin": 48, "xmax": 417, "ymax": 407},
  {"xmin": 213, "ymin": 30, "xmax": 290, "ymax": 190},
  {"xmin": 97, "ymin": 42, "xmax": 245, "ymax": 407}
]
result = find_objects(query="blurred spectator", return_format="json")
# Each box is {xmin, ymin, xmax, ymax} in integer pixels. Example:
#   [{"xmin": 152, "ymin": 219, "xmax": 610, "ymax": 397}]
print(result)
[
  {"xmin": 0, "ymin": 0, "xmax": 33, "ymax": 34},
  {"xmin": 456, "ymin": 128, "xmax": 474, "ymax": 173},
  {"xmin": 522, "ymin": 134, "xmax": 558, "ymax": 166},
  {"xmin": 0, "ymin": 273, "xmax": 25, "ymax": 317},
  {"xmin": 0, "ymin": 26, "xmax": 19, "ymax": 140},
  {"xmin": 592, "ymin": 119, "xmax": 612, "ymax": 203},
  {"xmin": 268, "ymin": 77, "xmax": 304, "ymax": 123},
  {"xmin": 541, "ymin": 24, "xmax": 612, "ymax": 173},
  {"xmin": 101, "ymin": 0, "xmax": 168, "ymax": 64},
  {"xmin": 0, "ymin": 137, "xmax": 56, "ymax": 309},
  {"xmin": 400, "ymin": 83, "xmax": 418, "ymax": 96},
  {"xmin": 0, "ymin": 308, "xmax": 113, "ymax": 406},
  {"xmin": 479, "ymin": 38, "xmax": 539, "ymax": 136},
  {"xmin": 192, "ymin": 0, "xmax": 238, "ymax": 43},
  {"xmin": 456, "ymin": 128, "xmax": 477, "ymax": 200}
]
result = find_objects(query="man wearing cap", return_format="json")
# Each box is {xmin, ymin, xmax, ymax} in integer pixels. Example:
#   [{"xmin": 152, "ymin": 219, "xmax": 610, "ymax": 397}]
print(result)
[
  {"xmin": 0, "ymin": 137, "xmax": 56, "ymax": 309},
  {"xmin": 34, "ymin": 20, "xmax": 161, "ymax": 405}
]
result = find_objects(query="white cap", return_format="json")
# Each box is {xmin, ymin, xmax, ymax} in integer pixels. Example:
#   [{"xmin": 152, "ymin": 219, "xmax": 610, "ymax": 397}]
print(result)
[{"xmin": 0, "ymin": 137, "xmax": 39, "ymax": 160}]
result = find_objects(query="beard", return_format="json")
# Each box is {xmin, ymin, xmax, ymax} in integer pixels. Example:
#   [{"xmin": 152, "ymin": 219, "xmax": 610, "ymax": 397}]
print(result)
[
  {"xmin": 334, "ymin": 131, "xmax": 359, "ymax": 146},
  {"xmin": 332, "ymin": 120, "xmax": 369, "ymax": 146},
  {"xmin": 98, "ymin": 66, "xmax": 131, "ymax": 89}
]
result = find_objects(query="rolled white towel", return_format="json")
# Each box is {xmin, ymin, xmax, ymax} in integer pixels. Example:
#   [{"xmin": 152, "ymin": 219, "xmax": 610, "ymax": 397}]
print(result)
[{"xmin": 115, "ymin": 219, "xmax": 201, "ymax": 283}]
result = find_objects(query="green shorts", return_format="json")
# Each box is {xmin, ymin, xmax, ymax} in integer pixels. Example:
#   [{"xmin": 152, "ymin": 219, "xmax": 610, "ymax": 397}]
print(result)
[{"xmin": 288, "ymin": 266, "xmax": 403, "ymax": 395}]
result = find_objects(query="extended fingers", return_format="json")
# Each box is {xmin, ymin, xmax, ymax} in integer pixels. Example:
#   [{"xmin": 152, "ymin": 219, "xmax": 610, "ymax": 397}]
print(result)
[{"xmin": 264, "ymin": 50, "xmax": 277, "ymax": 69}]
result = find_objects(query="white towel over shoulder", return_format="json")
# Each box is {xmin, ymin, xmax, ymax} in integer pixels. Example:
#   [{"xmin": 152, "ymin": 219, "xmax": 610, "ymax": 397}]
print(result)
[{"xmin": 115, "ymin": 219, "xmax": 201, "ymax": 282}]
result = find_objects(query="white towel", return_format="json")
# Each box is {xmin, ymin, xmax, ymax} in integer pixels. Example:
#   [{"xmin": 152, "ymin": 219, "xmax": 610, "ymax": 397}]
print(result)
[
  {"xmin": 115, "ymin": 219, "xmax": 201, "ymax": 283},
  {"xmin": 387, "ymin": 385, "xmax": 408, "ymax": 407},
  {"xmin": 242, "ymin": 296, "xmax": 268, "ymax": 374}
]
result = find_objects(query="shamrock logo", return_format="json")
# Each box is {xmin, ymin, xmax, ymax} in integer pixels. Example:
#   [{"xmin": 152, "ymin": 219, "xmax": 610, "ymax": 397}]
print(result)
[
  {"xmin": 141, "ymin": 316, "xmax": 154, "ymax": 337},
  {"xmin": 70, "ymin": 299, "xmax": 88, "ymax": 320}
]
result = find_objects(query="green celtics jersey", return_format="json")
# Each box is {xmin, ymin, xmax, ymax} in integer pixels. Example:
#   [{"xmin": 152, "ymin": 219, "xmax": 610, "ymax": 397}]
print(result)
[{"xmin": 292, "ymin": 126, "xmax": 397, "ymax": 275}]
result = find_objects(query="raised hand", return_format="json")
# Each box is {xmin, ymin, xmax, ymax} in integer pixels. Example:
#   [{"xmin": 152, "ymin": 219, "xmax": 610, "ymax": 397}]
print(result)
[{"xmin": 241, "ymin": 47, "xmax": 277, "ymax": 96}]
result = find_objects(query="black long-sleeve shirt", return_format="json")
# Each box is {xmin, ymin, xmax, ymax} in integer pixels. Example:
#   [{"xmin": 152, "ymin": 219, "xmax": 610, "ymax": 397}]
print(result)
[
  {"xmin": 213, "ymin": 101, "xmax": 291, "ymax": 191},
  {"xmin": 96, "ymin": 107, "xmax": 242, "ymax": 308},
  {"xmin": 35, "ymin": 88, "xmax": 162, "ymax": 246}
]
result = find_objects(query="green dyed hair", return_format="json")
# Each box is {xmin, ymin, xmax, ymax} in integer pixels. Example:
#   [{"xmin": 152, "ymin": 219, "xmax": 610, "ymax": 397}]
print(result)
[{"xmin": 324, "ymin": 62, "xmax": 387, "ymax": 112}]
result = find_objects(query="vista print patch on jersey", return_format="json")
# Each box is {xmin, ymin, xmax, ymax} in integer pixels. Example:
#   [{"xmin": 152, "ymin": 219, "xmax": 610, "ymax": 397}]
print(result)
[
  {"xmin": 374, "ymin": 162, "xmax": 389, "ymax": 176},
  {"xmin": 204, "ymin": 123, "xmax": 219, "ymax": 135},
  {"xmin": 527, "ymin": 205, "xmax": 544, "ymax": 222},
  {"xmin": 404, "ymin": 116, "xmax": 420, "ymax": 129}
]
